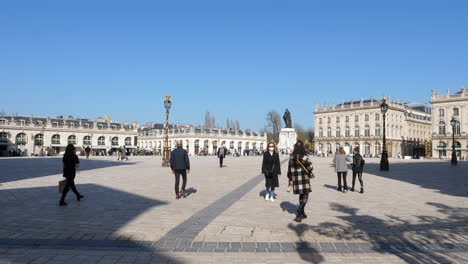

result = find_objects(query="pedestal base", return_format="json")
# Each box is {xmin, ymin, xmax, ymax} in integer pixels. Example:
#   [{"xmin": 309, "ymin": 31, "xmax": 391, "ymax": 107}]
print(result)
[{"xmin": 278, "ymin": 128, "xmax": 297, "ymax": 153}]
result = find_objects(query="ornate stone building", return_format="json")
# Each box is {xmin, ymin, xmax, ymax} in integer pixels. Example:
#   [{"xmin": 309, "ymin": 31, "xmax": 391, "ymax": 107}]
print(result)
[
  {"xmin": 430, "ymin": 88, "xmax": 468, "ymax": 159},
  {"xmin": 138, "ymin": 123, "xmax": 267, "ymax": 156},
  {"xmin": 314, "ymin": 98, "xmax": 432, "ymax": 158},
  {"xmin": 0, "ymin": 115, "xmax": 138, "ymax": 156}
]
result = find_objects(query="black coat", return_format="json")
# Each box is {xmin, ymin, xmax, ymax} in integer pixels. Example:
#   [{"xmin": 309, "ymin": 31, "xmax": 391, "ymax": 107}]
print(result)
[
  {"xmin": 63, "ymin": 155, "xmax": 79, "ymax": 179},
  {"xmin": 217, "ymin": 147, "xmax": 227, "ymax": 158},
  {"xmin": 261, "ymin": 151, "xmax": 281, "ymax": 188},
  {"xmin": 352, "ymin": 154, "xmax": 364, "ymax": 173},
  {"xmin": 170, "ymin": 147, "xmax": 190, "ymax": 170}
]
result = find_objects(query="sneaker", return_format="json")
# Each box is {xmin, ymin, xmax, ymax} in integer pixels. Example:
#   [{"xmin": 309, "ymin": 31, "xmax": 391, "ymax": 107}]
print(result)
[
  {"xmin": 270, "ymin": 196, "xmax": 275, "ymax": 202},
  {"xmin": 265, "ymin": 193, "xmax": 270, "ymax": 201}
]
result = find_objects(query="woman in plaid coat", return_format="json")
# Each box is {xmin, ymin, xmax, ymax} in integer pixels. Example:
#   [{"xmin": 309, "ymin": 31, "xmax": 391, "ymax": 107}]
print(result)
[{"xmin": 287, "ymin": 140, "xmax": 313, "ymax": 222}]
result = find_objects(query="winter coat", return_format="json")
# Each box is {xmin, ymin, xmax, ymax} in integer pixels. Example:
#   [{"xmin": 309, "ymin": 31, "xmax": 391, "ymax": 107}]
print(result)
[
  {"xmin": 333, "ymin": 154, "xmax": 351, "ymax": 172},
  {"xmin": 170, "ymin": 147, "xmax": 190, "ymax": 170},
  {"xmin": 261, "ymin": 151, "xmax": 281, "ymax": 188},
  {"xmin": 287, "ymin": 155, "xmax": 313, "ymax": 194},
  {"xmin": 352, "ymin": 154, "xmax": 364, "ymax": 173},
  {"xmin": 63, "ymin": 155, "xmax": 79, "ymax": 179}
]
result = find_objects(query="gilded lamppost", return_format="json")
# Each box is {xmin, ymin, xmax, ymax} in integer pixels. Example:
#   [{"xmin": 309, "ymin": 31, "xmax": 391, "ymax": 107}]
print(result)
[
  {"xmin": 450, "ymin": 117, "xmax": 458, "ymax": 166},
  {"xmin": 380, "ymin": 98, "xmax": 389, "ymax": 171},
  {"xmin": 162, "ymin": 94, "xmax": 172, "ymax": 167}
]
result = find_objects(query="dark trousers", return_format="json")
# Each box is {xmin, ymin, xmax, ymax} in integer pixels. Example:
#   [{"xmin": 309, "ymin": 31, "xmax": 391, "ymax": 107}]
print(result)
[
  {"xmin": 337, "ymin": 172, "xmax": 348, "ymax": 189},
  {"xmin": 174, "ymin": 169, "xmax": 187, "ymax": 195},
  {"xmin": 60, "ymin": 178, "xmax": 80, "ymax": 201},
  {"xmin": 352, "ymin": 171, "xmax": 363, "ymax": 188},
  {"xmin": 219, "ymin": 156, "xmax": 224, "ymax": 167}
]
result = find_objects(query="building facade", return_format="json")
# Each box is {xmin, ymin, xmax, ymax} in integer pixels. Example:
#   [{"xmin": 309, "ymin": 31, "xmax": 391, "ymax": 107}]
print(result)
[
  {"xmin": 430, "ymin": 88, "xmax": 468, "ymax": 159},
  {"xmin": 0, "ymin": 115, "xmax": 138, "ymax": 156},
  {"xmin": 314, "ymin": 98, "xmax": 432, "ymax": 158},
  {"xmin": 138, "ymin": 123, "xmax": 267, "ymax": 156}
]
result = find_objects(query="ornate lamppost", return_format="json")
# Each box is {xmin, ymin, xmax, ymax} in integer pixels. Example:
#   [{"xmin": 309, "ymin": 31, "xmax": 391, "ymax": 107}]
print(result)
[
  {"xmin": 162, "ymin": 94, "xmax": 172, "ymax": 167},
  {"xmin": 450, "ymin": 117, "xmax": 458, "ymax": 166},
  {"xmin": 380, "ymin": 98, "xmax": 389, "ymax": 171}
]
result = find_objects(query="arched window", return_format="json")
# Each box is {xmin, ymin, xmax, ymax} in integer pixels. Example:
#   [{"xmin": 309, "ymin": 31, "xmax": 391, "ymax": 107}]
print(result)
[
  {"xmin": 335, "ymin": 127, "xmax": 341, "ymax": 137},
  {"xmin": 354, "ymin": 126, "xmax": 360, "ymax": 137},
  {"xmin": 453, "ymin": 121, "xmax": 461, "ymax": 134},
  {"xmin": 375, "ymin": 113, "xmax": 380, "ymax": 121},
  {"xmin": 16, "ymin": 133, "xmax": 26, "ymax": 145},
  {"xmin": 213, "ymin": 140, "xmax": 218, "ymax": 150},
  {"xmin": 83, "ymin": 136, "xmax": 91, "ymax": 145},
  {"xmin": 230, "ymin": 141, "xmax": 234, "ymax": 149},
  {"xmin": 454, "ymin": 141, "xmax": 461, "ymax": 148},
  {"xmin": 326, "ymin": 143, "xmax": 332, "ymax": 153},
  {"xmin": 98, "ymin": 136, "xmax": 105, "ymax": 145},
  {"xmin": 245, "ymin": 142, "xmax": 250, "ymax": 150},
  {"xmin": 52, "ymin": 134, "xmax": 60, "ymax": 144},
  {"xmin": 319, "ymin": 128, "xmax": 323, "ymax": 138},
  {"xmin": 438, "ymin": 121, "xmax": 446, "ymax": 134},
  {"xmin": 149, "ymin": 141, "xmax": 153, "ymax": 147},
  {"xmin": 364, "ymin": 142, "xmax": 370, "ymax": 155},
  {"xmin": 204, "ymin": 140, "xmax": 209, "ymax": 151},
  {"xmin": 125, "ymin": 137, "xmax": 132, "ymax": 146},
  {"xmin": 260, "ymin": 143, "xmax": 264, "ymax": 150},
  {"xmin": 186, "ymin": 140, "xmax": 190, "ymax": 150},
  {"xmin": 238, "ymin": 141, "xmax": 242, "ymax": 151},
  {"xmin": 252, "ymin": 142, "xmax": 257, "ymax": 150},
  {"xmin": 364, "ymin": 125, "xmax": 370, "ymax": 137},
  {"xmin": 111, "ymin": 137, "xmax": 119, "ymax": 146},
  {"xmin": 354, "ymin": 142, "xmax": 360, "ymax": 149},
  {"xmin": 335, "ymin": 143, "xmax": 340, "ymax": 151},
  {"xmin": 327, "ymin": 127, "xmax": 332, "ymax": 137},
  {"xmin": 34, "ymin": 134, "xmax": 43, "ymax": 145},
  {"xmin": 68, "ymin": 135, "xmax": 77, "ymax": 145},
  {"xmin": 158, "ymin": 141, "xmax": 162, "ymax": 149},
  {"xmin": 318, "ymin": 143, "xmax": 323, "ymax": 151},
  {"xmin": 375, "ymin": 143, "xmax": 381, "ymax": 155},
  {"xmin": 375, "ymin": 125, "xmax": 381, "ymax": 137},
  {"xmin": 345, "ymin": 127, "xmax": 350, "ymax": 137}
]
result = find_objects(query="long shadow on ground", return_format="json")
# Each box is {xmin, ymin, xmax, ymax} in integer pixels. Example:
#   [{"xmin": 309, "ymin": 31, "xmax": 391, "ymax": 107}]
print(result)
[
  {"xmin": 0, "ymin": 157, "xmax": 138, "ymax": 183},
  {"xmin": 0, "ymin": 184, "xmax": 183, "ymax": 264}
]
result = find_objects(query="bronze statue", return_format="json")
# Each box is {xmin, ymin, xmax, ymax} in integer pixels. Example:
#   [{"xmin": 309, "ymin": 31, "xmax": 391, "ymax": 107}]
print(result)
[{"xmin": 283, "ymin": 109, "xmax": 292, "ymax": 128}]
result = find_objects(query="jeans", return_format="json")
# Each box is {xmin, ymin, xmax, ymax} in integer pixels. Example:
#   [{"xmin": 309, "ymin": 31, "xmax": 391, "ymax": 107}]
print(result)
[
  {"xmin": 352, "ymin": 171, "xmax": 363, "ymax": 188},
  {"xmin": 337, "ymin": 172, "xmax": 348, "ymax": 190},
  {"xmin": 266, "ymin": 187, "xmax": 275, "ymax": 197},
  {"xmin": 174, "ymin": 169, "xmax": 187, "ymax": 195},
  {"xmin": 60, "ymin": 178, "xmax": 80, "ymax": 201},
  {"xmin": 219, "ymin": 156, "xmax": 224, "ymax": 167}
]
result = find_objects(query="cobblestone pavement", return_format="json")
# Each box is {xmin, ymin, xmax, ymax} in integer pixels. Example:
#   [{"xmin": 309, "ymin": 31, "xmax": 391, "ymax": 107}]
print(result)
[{"xmin": 0, "ymin": 155, "xmax": 467, "ymax": 263}]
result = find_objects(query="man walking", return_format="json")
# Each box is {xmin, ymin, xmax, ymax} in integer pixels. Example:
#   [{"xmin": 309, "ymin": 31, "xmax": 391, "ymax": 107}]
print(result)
[
  {"xmin": 170, "ymin": 141, "xmax": 190, "ymax": 199},
  {"xmin": 217, "ymin": 144, "xmax": 227, "ymax": 168},
  {"xmin": 85, "ymin": 146, "xmax": 91, "ymax": 159}
]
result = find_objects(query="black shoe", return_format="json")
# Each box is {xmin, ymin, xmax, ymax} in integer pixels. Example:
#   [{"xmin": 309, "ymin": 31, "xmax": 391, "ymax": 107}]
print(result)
[
  {"xmin": 294, "ymin": 215, "xmax": 303, "ymax": 222},
  {"xmin": 77, "ymin": 195, "xmax": 84, "ymax": 201},
  {"xmin": 59, "ymin": 201, "xmax": 67, "ymax": 206},
  {"xmin": 350, "ymin": 187, "xmax": 355, "ymax": 192},
  {"xmin": 337, "ymin": 187, "xmax": 342, "ymax": 192},
  {"xmin": 360, "ymin": 188, "xmax": 364, "ymax": 194}
]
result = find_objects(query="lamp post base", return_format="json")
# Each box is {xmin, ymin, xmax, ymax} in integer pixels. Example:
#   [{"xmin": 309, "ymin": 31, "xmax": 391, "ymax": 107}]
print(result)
[
  {"xmin": 451, "ymin": 152, "xmax": 458, "ymax": 166},
  {"xmin": 162, "ymin": 147, "xmax": 171, "ymax": 167},
  {"xmin": 380, "ymin": 151, "xmax": 389, "ymax": 171}
]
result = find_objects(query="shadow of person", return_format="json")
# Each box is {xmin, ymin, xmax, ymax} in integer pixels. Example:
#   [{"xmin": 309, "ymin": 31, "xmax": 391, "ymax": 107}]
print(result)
[
  {"xmin": 184, "ymin": 187, "xmax": 198, "ymax": 198},
  {"xmin": 280, "ymin": 201, "xmax": 297, "ymax": 214},
  {"xmin": 323, "ymin": 184, "xmax": 338, "ymax": 191},
  {"xmin": 288, "ymin": 223, "xmax": 325, "ymax": 263},
  {"xmin": 259, "ymin": 190, "xmax": 267, "ymax": 197}
]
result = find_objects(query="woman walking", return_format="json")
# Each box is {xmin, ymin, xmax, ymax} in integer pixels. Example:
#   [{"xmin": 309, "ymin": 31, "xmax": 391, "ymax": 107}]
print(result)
[
  {"xmin": 351, "ymin": 147, "xmax": 365, "ymax": 193},
  {"xmin": 287, "ymin": 140, "xmax": 314, "ymax": 222},
  {"xmin": 261, "ymin": 141, "xmax": 281, "ymax": 202},
  {"xmin": 333, "ymin": 147, "xmax": 351, "ymax": 192},
  {"xmin": 59, "ymin": 144, "xmax": 84, "ymax": 206}
]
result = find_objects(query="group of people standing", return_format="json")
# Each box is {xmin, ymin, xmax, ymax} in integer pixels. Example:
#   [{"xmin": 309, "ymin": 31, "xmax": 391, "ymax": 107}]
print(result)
[{"xmin": 333, "ymin": 147, "xmax": 365, "ymax": 193}]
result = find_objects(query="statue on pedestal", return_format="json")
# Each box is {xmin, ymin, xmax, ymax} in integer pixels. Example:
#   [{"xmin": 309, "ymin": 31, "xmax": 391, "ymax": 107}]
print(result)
[{"xmin": 283, "ymin": 109, "xmax": 292, "ymax": 128}]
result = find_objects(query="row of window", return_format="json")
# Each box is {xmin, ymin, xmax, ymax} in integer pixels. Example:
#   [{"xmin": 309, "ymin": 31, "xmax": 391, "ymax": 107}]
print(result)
[
  {"xmin": 140, "ymin": 140, "xmax": 264, "ymax": 150},
  {"xmin": 318, "ymin": 126, "xmax": 381, "ymax": 138},
  {"xmin": 438, "ymin": 121, "xmax": 461, "ymax": 134},
  {"xmin": 318, "ymin": 142, "xmax": 381, "ymax": 155},
  {"xmin": 0, "ymin": 133, "xmax": 132, "ymax": 146},
  {"xmin": 438, "ymin": 108, "xmax": 460, "ymax": 117},
  {"xmin": 319, "ymin": 114, "xmax": 380, "ymax": 125}
]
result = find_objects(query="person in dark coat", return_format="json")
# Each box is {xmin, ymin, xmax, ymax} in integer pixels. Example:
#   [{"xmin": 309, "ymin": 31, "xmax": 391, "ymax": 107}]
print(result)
[
  {"xmin": 59, "ymin": 144, "xmax": 84, "ymax": 206},
  {"xmin": 287, "ymin": 140, "xmax": 313, "ymax": 222},
  {"xmin": 85, "ymin": 146, "xmax": 91, "ymax": 159},
  {"xmin": 170, "ymin": 140, "xmax": 190, "ymax": 199},
  {"xmin": 261, "ymin": 141, "xmax": 281, "ymax": 202},
  {"xmin": 351, "ymin": 147, "xmax": 365, "ymax": 193},
  {"xmin": 217, "ymin": 144, "xmax": 227, "ymax": 168}
]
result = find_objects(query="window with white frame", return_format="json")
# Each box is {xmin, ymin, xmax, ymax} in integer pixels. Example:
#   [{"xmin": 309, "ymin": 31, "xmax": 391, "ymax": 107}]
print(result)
[
  {"xmin": 354, "ymin": 126, "xmax": 360, "ymax": 137},
  {"xmin": 83, "ymin": 136, "xmax": 91, "ymax": 145},
  {"xmin": 16, "ymin": 133, "xmax": 26, "ymax": 145},
  {"xmin": 112, "ymin": 137, "xmax": 119, "ymax": 146},
  {"xmin": 52, "ymin": 134, "xmax": 60, "ymax": 144},
  {"xmin": 98, "ymin": 136, "xmax": 105, "ymax": 145},
  {"xmin": 125, "ymin": 137, "xmax": 132, "ymax": 146},
  {"xmin": 68, "ymin": 135, "xmax": 77, "ymax": 145}
]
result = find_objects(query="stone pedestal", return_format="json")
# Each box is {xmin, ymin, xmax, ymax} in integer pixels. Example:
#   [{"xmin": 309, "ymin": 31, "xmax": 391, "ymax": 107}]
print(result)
[{"xmin": 278, "ymin": 128, "xmax": 297, "ymax": 153}]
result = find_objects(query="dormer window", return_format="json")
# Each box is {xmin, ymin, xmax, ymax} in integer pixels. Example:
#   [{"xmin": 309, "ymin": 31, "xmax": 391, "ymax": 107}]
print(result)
[
  {"xmin": 52, "ymin": 122, "xmax": 58, "ymax": 128},
  {"xmin": 0, "ymin": 119, "xmax": 6, "ymax": 125}
]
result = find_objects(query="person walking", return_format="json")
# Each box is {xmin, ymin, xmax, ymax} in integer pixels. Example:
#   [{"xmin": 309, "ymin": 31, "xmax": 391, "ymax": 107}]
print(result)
[
  {"xmin": 333, "ymin": 147, "xmax": 351, "ymax": 192},
  {"xmin": 351, "ymin": 147, "xmax": 365, "ymax": 193},
  {"xmin": 170, "ymin": 140, "xmax": 190, "ymax": 199},
  {"xmin": 59, "ymin": 144, "xmax": 84, "ymax": 206},
  {"xmin": 261, "ymin": 141, "xmax": 281, "ymax": 202},
  {"xmin": 85, "ymin": 146, "xmax": 91, "ymax": 159},
  {"xmin": 217, "ymin": 144, "xmax": 227, "ymax": 168},
  {"xmin": 287, "ymin": 140, "xmax": 314, "ymax": 222}
]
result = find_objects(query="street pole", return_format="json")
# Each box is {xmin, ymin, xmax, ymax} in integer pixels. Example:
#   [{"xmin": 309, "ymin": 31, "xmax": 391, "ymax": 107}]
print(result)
[
  {"xmin": 450, "ymin": 118, "xmax": 458, "ymax": 166},
  {"xmin": 162, "ymin": 95, "xmax": 172, "ymax": 167},
  {"xmin": 380, "ymin": 98, "xmax": 389, "ymax": 171}
]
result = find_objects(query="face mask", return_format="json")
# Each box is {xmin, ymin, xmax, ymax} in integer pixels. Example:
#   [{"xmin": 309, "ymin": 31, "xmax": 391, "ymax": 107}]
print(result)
[{"xmin": 269, "ymin": 147, "xmax": 274, "ymax": 151}]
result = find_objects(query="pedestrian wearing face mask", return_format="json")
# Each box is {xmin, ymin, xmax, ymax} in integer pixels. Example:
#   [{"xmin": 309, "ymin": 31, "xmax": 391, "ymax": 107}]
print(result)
[{"xmin": 261, "ymin": 141, "xmax": 281, "ymax": 202}]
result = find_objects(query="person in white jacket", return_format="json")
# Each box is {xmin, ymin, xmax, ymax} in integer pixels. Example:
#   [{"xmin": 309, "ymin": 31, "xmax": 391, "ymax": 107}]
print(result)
[{"xmin": 333, "ymin": 147, "xmax": 351, "ymax": 193}]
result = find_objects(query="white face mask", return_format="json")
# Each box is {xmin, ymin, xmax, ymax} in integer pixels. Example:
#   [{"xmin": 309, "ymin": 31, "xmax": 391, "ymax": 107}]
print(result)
[{"xmin": 269, "ymin": 147, "xmax": 274, "ymax": 151}]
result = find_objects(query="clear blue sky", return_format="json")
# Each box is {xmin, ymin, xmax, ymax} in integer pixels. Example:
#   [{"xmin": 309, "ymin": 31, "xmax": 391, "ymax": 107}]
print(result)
[{"xmin": 1, "ymin": 0, "xmax": 467, "ymax": 131}]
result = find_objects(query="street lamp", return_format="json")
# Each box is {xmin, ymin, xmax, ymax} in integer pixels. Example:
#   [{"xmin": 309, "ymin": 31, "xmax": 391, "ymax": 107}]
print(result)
[
  {"xmin": 162, "ymin": 94, "xmax": 172, "ymax": 167},
  {"xmin": 450, "ymin": 117, "xmax": 458, "ymax": 166},
  {"xmin": 380, "ymin": 98, "xmax": 389, "ymax": 171}
]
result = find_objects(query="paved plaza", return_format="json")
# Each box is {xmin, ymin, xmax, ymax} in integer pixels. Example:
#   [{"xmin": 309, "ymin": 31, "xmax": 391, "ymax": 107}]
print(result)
[{"xmin": 0, "ymin": 155, "xmax": 467, "ymax": 263}]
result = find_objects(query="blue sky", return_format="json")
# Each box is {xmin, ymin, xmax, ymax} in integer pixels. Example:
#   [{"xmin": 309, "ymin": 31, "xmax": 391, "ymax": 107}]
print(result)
[{"xmin": 1, "ymin": 0, "xmax": 467, "ymax": 131}]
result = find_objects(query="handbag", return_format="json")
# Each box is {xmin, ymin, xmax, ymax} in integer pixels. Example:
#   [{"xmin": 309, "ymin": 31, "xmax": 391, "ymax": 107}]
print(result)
[
  {"xmin": 297, "ymin": 158, "xmax": 315, "ymax": 179},
  {"xmin": 58, "ymin": 179, "xmax": 67, "ymax": 193}
]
